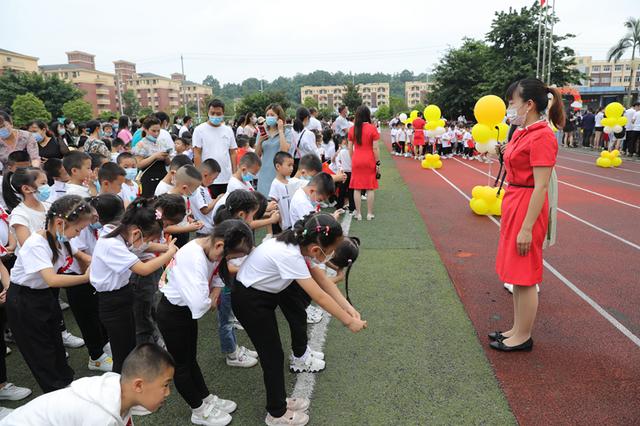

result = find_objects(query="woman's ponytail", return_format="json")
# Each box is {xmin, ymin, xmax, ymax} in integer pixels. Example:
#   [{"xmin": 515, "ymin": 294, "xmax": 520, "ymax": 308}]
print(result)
[{"xmin": 546, "ymin": 86, "xmax": 566, "ymax": 130}]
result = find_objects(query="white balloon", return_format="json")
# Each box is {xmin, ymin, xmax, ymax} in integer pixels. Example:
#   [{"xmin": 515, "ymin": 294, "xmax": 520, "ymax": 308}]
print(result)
[
  {"xmin": 613, "ymin": 125, "xmax": 623, "ymax": 133},
  {"xmin": 426, "ymin": 130, "xmax": 436, "ymax": 138},
  {"xmin": 603, "ymin": 126, "xmax": 613, "ymax": 134},
  {"xmin": 486, "ymin": 140, "xmax": 498, "ymax": 157},
  {"xmin": 399, "ymin": 113, "xmax": 408, "ymax": 121},
  {"xmin": 475, "ymin": 143, "xmax": 490, "ymax": 154},
  {"xmin": 435, "ymin": 127, "xmax": 446, "ymax": 136}
]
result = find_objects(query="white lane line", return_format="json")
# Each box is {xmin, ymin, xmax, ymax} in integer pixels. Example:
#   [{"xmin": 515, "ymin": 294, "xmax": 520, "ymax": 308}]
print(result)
[
  {"xmin": 292, "ymin": 212, "xmax": 352, "ymax": 400},
  {"xmin": 429, "ymin": 167, "xmax": 640, "ymax": 348},
  {"xmin": 558, "ymin": 155, "xmax": 640, "ymax": 175},
  {"xmin": 451, "ymin": 158, "xmax": 640, "ymax": 249},
  {"xmin": 555, "ymin": 165, "xmax": 640, "ymax": 188}
]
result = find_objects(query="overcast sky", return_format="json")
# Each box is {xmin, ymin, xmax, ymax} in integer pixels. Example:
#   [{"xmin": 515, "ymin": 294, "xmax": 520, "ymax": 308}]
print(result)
[{"xmin": 2, "ymin": 0, "xmax": 637, "ymax": 85}]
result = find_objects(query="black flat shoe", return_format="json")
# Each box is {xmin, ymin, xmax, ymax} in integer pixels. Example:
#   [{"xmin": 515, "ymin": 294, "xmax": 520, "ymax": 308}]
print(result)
[
  {"xmin": 488, "ymin": 331, "xmax": 505, "ymax": 341},
  {"xmin": 489, "ymin": 338, "xmax": 533, "ymax": 352}
]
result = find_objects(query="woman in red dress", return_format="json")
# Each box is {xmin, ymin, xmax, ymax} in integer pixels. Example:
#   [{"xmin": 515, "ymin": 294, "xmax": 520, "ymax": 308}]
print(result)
[
  {"xmin": 348, "ymin": 105, "xmax": 380, "ymax": 221},
  {"xmin": 489, "ymin": 78, "xmax": 564, "ymax": 352},
  {"xmin": 411, "ymin": 112, "xmax": 426, "ymax": 159}
]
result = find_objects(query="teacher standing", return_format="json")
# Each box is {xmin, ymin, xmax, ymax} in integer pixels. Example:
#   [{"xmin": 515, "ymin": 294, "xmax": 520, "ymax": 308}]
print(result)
[
  {"xmin": 489, "ymin": 78, "xmax": 564, "ymax": 353},
  {"xmin": 348, "ymin": 105, "xmax": 380, "ymax": 221},
  {"xmin": 255, "ymin": 104, "xmax": 291, "ymax": 196}
]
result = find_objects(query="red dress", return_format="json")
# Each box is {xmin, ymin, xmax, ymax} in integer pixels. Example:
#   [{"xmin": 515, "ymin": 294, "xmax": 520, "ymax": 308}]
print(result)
[
  {"xmin": 348, "ymin": 123, "xmax": 380, "ymax": 190},
  {"xmin": 412, "ymin": 118, "xmax": 426, "ymax": 146},
  {"xmin": 495, "ymin": 121, "xmax": 557, "ymax": 286}
]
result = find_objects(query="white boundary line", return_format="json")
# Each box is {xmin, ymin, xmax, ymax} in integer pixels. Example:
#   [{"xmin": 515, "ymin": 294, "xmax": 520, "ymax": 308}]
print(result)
[
  {"xmin": 429, "ymin": 168, "xmax": 640, "ymax": 348},
  {"xmin": 555, "ymin": 165, "xmax": 640, "ymax": 188},
  {"xmin": 558, "ymin": 155, "xmax": 640, "ymax": 175},
  {"xmin": 292, "ymin": 212, "xmax": 352, "ymax": 399}
]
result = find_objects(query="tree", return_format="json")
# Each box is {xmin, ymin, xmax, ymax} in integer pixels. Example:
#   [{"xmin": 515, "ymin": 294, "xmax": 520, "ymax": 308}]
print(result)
[
  {"xmin": 375, "ymin": 104, "xmax": 392, "ymax": 121},
  {"xmin": 11, "ymin": 93, "xmax": 51, "ymax": 127},
  {"xmin": 62, "ymin": 99, "xmax": 93, "ymax": 123},
  {"xmin": 98, "ymin": 110, "xmax": 119, "ymax": 122},
  {"xmin": 0, "ymin": 70, "xmax": 82, "ymax": 118},
  {"xmin": 607, "ymin": 17, "xmax": 640, "ymax": 102},
  {"xmin": 122, "ymin": 89, "xmax": 140, "ymax": 117},
  {"xmin": 303, "ymin": 96, "xmax": 319, "ymax": 109},
  {"xmin": 318, "ymin": 107, "xmax": 335, "ymax": 121},
  {"xmin": 235, "ymin": 91, "xmax": 290, "ymax": 117},
  {"xmin": 139, "ymin": 107, "xmax": 154, "ymax": 117},
  {"xmin": 342, "ymin": 83, "xmax": 362, "ymax": 112},
  {"xmin": 389, "ymin": 95, "xmax": 408, "ymax": 116},
  {"xmin": 202, "ymin": 75, "xmax": 221, "ymax": 93}
]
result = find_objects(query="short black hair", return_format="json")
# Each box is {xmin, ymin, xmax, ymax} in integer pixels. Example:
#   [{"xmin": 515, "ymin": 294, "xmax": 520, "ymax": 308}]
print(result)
[
  {"xmin": 154, "ymin": 111, "xmax": 170, "ymax": 125},
  {"xmin": 154, "ymin": 194, "xmax": 186, "ymax": 224},
  {"xmin": 207, "ymin": 99, "xmax": 225, "ymax": 112},
  {"xmin": 98, "ymin": 162, "xmax": 126, "ymax": 183},
  {"xmin": 239, "ymin": 152, "xmax": 261, "ymax": 168},
  {"xmin": 183, "ymin": 115, "xmax": 192, "ymax": 122},
  {"xmin": 201, "ymin": 158, "xmax": 221, "ymax": 174},
  {"xmin": 121, "ymin": 343, "xmax": 175, "ymax": 382},
  {"xmin": 310, "ymin": 172, "xmax": 335, "ymax": 196},
  {"xmin": 7, "ymin": 150, "xmax": 31, "ymax": 165},
  {"xmin": 43, "ymin": 158, "xmax": 64, "ymax": 184},
  {"xmin": 309, "ymin": 107, "xmax": 317, "ymax": 114},
  {"xmin": 169, "ymin": 154, "xmax": 193, "ymax": 171},
  {"xmin": 338, "ymin": 105, "xmax": 347, "ymax": 113},
  {"xmin": 90, "ymin": 153, "xmax": 107, "ymax": 170},
  {"xmin": 273, "ymin": 151, "xmax": 293, "ymax": 167},
  {"xmin": 112, "ymin": 137, "xmax": 125, "ymax": 149},
  {"xmin": 63, "ymin": 151, "xmax": 91, "ymax": 175},
  {"xmin": 89, "ymin": 193, "xmax": 125, "ymax": 224},
  {"xmin": 299, "ymin": 154, "xmax": 322, "ymax": 173},
  {"xmin": 116, "ymin": 151, "xmax": 135, "ymax": 165},
  {"xmin": 236, "ymin": 135, "xmax": 250, "ymax": 148}
]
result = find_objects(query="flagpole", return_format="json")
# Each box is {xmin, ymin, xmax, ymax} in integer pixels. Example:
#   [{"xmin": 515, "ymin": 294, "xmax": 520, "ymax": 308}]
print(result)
[
  {"xmin": 536, "ymin": 1, "xmax": 544, "ymax": 79},
  {"xmin": 540, "ymin": 2, "xmax": 548, "ymax": 82},
  {"xmin": 546, "ymin": 0, "xmax": 556, "ymax": 84}
]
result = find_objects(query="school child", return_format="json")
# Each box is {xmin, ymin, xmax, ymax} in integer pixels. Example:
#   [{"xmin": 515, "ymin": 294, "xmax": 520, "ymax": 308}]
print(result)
[
  {"xmin": 172, "ymin": 136, "xmax": 192, "ymax": 161},
  {"xmin": 1, "ymin": 151, "xmax": 32, "ymax": 211},
  {"xmin": 396, "ymin": 123, "xmax": 407, "ymax": 157},
  {"xmin": 190, "ymin": 159, "xmax": 223, "ymax": 238},
  {"xmin": 157, "ymin": 220, "xmax": 253, "ymax": 426},
  {"xmin": 0, "ymin": 204, "xmax": 16, "ymax": 263},
  {"xmin": 43, "ymin": 158, "xmax": 69, "ymax": 203},
  {"xmin": 454, "ymin": 126, "xmax": 464, "ymax": 155},
  {"xmin": 62, "ymin": 151, "xmax": 93, "ymax": 198},
  {"xmin": 289, "ymin": 173, "xmax": 337, "ymax": 226},
  {"xmin": 441, "ymin": 129, "xmax": 452, "ymax": 158},
  {"xmin": 463, "ymin": 128, "xmax": 474, "ymax": 159},
  {"xmin": 212, "ymin": 152, "xmax": 261, "ymax": 220},
  {"xmin": 166, "ymin": 164, "xmax": 205, "ymax": 240},
  {"xmin": 116, "ymin": 152, "xmax": 140, "ymax": 206},
  {"xmin": 110, "ymin": 137, "xmax": 127, "ymax": 163},
  {"xmin": 320, "ymin": 128, "xmax": 336, "ymax": 164},
  {"xmin": 390, "ymin": 122, "xmax": 399, "ymax": 155},
  {"xmin": 1, "ymin": 343, "xmax": 176, "ymax": 425},
  {"xmin": 6, "ymin": 196, "xmax": 93, "ymax": 393},
  {"xmin": 154, "ymin": 154, "xmax": 193, "ymax": 197},
  {"xmin": 98, "ymin": 163, "xmax": 126, "ymax": 196},
  {"xmin": 235, "ymin": 135, "xmax": 250, "ymax": 167},
  {"xmin": 90, "ymin": 198, "xmax": 178, "ymax": 373},
  {"xmin": 333, "ymin": 137, "xmax": 355, "ymax": 212},
  {"xmin": 87, "ymin": 153, "xmax": 108, "ymax": 196},
  {"xmin": 5, "ymin": 168, "xmax": 50, "ymax": 248},
  {"xmin": 233, "ymin": 213, "xmax": 366, "ymax": 426},
  {"xmin": 268, "ymin": 152, "xmax": 294, "ymax": 231}
]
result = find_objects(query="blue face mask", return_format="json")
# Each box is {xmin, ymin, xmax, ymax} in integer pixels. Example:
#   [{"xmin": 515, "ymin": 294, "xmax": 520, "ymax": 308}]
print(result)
[
  {"xmin": 125, "ymin": 168, "xmax": 138, "ymax": 181},
  {"xmin": 36, "ymin": 185, "xmax": 51, "ymax": 201},
  {"xmin": 209, "ymin": 116, "xmax": 223, "ymax": 126},
  {"xmin": 94, "ymin": 180, "xmax": 101, "ymax": 193},
  {"xmin": 0, "ymin": 128, "xmax": 10, "ymax": 139},
  {"xmin": 242, "ymin": 172, "xmax": 256, "ymax": 182},
  {"xmin": 32, "ymin": 132, "xmax": 44, "ymax": 143},
  {"xmin": 56, "ymin": 222, "xmax": 68, "ymax": 243},
  {"xmin": 265, "ymin": 116, "xmax": 277, "ymax": 127},
  {"xmin": 113, "ymin": 124, "xmax": 119, "ymax": 131},
  {"xmin": 300, "ymin": 175, "xmax": 312, "ymax": 182},
  {"xmin": 99, "ymin": 130, "xmax": 105, "ymax": 138},
  {"xmin": 89, "ymin": 221, "xmax": 103, "ymax": 230},
  {"xmin": 146, "ymin": 135, "xmax": 157, "ymax": 143}
]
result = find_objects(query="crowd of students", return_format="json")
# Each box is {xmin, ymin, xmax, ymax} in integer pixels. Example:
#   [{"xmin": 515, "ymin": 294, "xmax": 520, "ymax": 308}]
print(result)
[{"xmin": 0, "ymin": 104, "xmax": 368, "ymax": 425}]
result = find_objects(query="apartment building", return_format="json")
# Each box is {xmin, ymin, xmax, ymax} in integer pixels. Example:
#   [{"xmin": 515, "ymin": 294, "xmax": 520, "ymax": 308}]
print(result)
[
  {"xmin": 300, "ymin": 83, "xmax": 390, "ymax": 110},
  {"xmin": 405, "ymin": 81, "xmax": 434, "ymax": 107},
  {"xmin": 0, "ymin": 48, "xmax": 39, "ymax": 74}
]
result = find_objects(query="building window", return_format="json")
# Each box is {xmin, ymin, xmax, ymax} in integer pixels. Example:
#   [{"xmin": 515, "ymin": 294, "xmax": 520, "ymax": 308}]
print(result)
[
  {"xmin": 614, "ymin": 64, "xmax": 623, "ymax": 71},
  {"xmin": 626, "ymin": 64, "xmax": 631, "ymax": 71},
  {"xmin": 624, "ymin": 76, "xmax": 630, "ymax": 82},
  {"xmin": 613, "ymin": 77, "xmax": 621, "ymax": 82},
  {"xmin": 592, "ymin": 77, "xmax": 599, "ymax": 83},
  {"xmin": 5, "ymin": 57, "xmax": 11, "ymax": 62},
  {"xmin": 603, "ymin": 65, "xmax": 611, "ymax": 71},
  {"xmin": 592, "ymin": 65, "xmax": 601, "ymax": 71},
  {"xmin": 601, "ymin": 77, "xmax": 611, "ymax": 83},
  {"xmin": 378, "ymin": 88, "xmax": 385, "ymax": 92}
]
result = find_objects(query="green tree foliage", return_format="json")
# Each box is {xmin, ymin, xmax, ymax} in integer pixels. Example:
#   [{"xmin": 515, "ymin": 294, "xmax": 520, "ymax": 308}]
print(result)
[
  {"xmin": 0, "ymin": 70, "xmax": 82, "ymax": 118},
  {"xmin": 342, "ymin": 83, "xmax": 362, "ymax": 112},
  {"xmin": 98, "ymin": 110, "xmax": 119, "ymax": 122},
  {"xmin": 139, "ymin": 107, "xmax": 154, "ymax": 117},
  {"xmin": 607, "ymin": 17, "xmax": 640, "ymax": 102},
  {"xmin": 62, "ymin": 99, "xmax": 93, "ymax": 123},
  {"xmin": 389, "ymin": 96, "xmax": 408, "ymax": 116},
  {"xmin": 11, "ymin": 93, "xmax": 51, "ymax": 127},
  {"xmin": 235, "ymin": 91, "xmax": 290, "ymax": 117},
  {"xmin": 202, "ymin": 75, "xmax": 221, "ymax": 92},
  {"xmin": 375, "ymin": 104, "xmax": 392, "ymax": 121},
  {"xmin": 122, "ymin": 89, "xmax": 140, "ymax": 117},
  {"xmin": 303, "ymin": 96, "xmax": 319, "ymax": 109},
  {"xmin": 318, "ymin": 107, "xmax": 336, "ymax": 121}
]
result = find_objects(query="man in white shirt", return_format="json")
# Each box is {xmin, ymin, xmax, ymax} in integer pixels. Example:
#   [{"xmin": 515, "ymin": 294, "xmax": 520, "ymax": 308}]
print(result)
[
  {"xmin": 193, "ymin": 99, "xmax": 238, "ymax": 197},
  {"xmin": 333, "ymin": 105, "xmax": 351, "ymax": 137},
  {"xmin": 179, "ymin": 116, "xmax": 192, "ymax": 137},
  {"xmin": 306, "ymin": 108, "xmax": 323, "ymax": 132},
  {"xmin": 626, "ymin": 102, "xmax": 640, "ymax": 156}
]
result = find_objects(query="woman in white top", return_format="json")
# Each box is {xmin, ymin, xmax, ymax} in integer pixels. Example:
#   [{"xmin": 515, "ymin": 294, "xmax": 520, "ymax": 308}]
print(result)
[
  {"xmin": 6, "ymin": 196, "xmax": 92, "ymax": 393},
  {"xmin": 233, "ymin": 213, "xmax": 367, "ymax": 426},
  {"xmin": 90, "ymin": 197, "xmax": 177, "ymax": 373},
  {"xmin": 157, "ymin": 219, "xmax": 254, "ymax": 426},
  {"xmin": 290, "ymin": 108, "xmax": 320, "ymax": 167},
  {"xmin": 3, "ymin": 167, "xmax": 50, "ymax": 247},
  {"xmin": 241, "ymin": 112, "xmax": 258, "ymax": 139}
]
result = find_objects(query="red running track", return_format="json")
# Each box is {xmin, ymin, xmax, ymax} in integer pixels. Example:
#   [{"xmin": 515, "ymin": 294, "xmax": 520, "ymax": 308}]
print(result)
[{"xmin": 384, "ymin": 136, "xmax": 640, "ymax": 425}]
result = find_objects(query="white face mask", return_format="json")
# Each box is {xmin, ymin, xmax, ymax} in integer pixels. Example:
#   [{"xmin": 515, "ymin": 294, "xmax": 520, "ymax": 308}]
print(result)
[{"xmin": 507, "ymin": 103, "xmax": 528, "ymax": 127}]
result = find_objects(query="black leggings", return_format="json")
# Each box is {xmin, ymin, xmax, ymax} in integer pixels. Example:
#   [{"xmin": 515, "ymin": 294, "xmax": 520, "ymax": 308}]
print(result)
[
  {"xmin": 278, "ymin": 282, "xmax": 310, "ymax": 358},
  {"xmin": 65, "ymin": 277, "xmax": 108, "ymax": 360},
  {"xmin": 157, "ymin": 296, "xmax": 209, "ymax": 409},
  {"xmin": 336, "ymin": 172, "xmax": 356, "ymax": 212},
  {"xmin": 98, "ymin": 285, "xmax": 136, "ymax": 373}
]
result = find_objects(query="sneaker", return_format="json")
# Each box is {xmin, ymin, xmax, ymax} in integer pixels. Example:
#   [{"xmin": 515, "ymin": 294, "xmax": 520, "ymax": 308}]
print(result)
[
  {"xmin": 286, "ymin": 397, "xmax": 310, "ymax": 412},
  {"xmin": 265, "ymin": 409, "xmax": 309, "ymax": 426},
  {"xmin": 305, "ymin": 306, "xmax": 322, "ymax": 324},
  {"xmin": 361, "ymin": 194, "xmax": 367, "ymax": 200},
  {"xmin": 241, "ymin": 346, "xmax": 258, "ymax": 359},
  {"xmin": 5, "ymin": 346, "xmax": 10, "ymax": 355},
  {"xmin": 88, "ymin": 353, "xmax": 113, "ymax": 372},
  {"xmin": 290, "ymin": 352, "xmax": 325, "ymax": 373},
  {"xmin": 366, "ymin": 214, "xmax": 375, "ymax": 221},
  {"xmin": 0, "ymin": 383, "xmax": 32, "ymax": 401},
  {"xmin": 191, "ymin": 402, "xmax": 232, "ymax": 426},
  {"xmin": 353, "ymin": 212, "xmax": 362, "ymax": 221},
  {"xmin": 231, "ymin": 320, "xmax": 244, "ymax": 331},
  {"xmin": 59, "ymin": 298, "xmax": 70, "ymax": 311},
  {"xmin": 306, "ymin": 305, "xmax": 324, "ymax": 319},
  {"xmin": 204, "ymin": 394, "xmax": 237, "ymax": 414},
  {"xmin": 0, "ymin": 407, "xmax": 13, "ymax": 420},
  {"xmin": 226, "ymin": 347, "xmax": 258, "ymax": 368},
  {"xmin": 307, "ymin": 346, "xmax": 325, "ymax": 361},
  {"xmin": 103, "ymin": 342, "xmax": 112, "ymax": 356},
  {"xmin": 61, "ymin": 330, "xmax": 85, "ymax": 348}
]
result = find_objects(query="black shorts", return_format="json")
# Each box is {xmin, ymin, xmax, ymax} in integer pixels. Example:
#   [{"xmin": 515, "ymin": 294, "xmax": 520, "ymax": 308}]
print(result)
[{"xmin": 595, "ymin": 126, "xmax": 604, "ymax": 132}]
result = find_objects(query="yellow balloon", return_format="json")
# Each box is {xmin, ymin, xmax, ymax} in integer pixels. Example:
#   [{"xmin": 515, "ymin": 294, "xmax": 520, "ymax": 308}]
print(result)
[
  {"xmin": 479, "ymin": 186, "xmax": 496, "ymax": 202},
  {"xmin": 472, "ymin": 185, "xmax": 483, "ymax": 199},
  {"xmin": 604, "ymin": 102, "xmax": 624, "ymax": 118},
  {"xmin": 434, "ymin": 160, "xmax": 443, "ymax": 169},
  {"xmin": 596, "ymin": 157, "xmax": 612, "ymax": 168},
  {"xmin": 471, "ymin": 199, "xmax": 490, "ymax": 215},
  {"xmin": 421, "ymin": 159, "xmax": 430, "ymax": 169},
  {"xmin": 489, "ymin": 200, "xmax": 502, "ymax": 216},
  {"xmin": 425, "ymin": 154, "xmax": 433, "ymax": 161},
  {"xmin": 424, "ymin": 105, "xmax": 441, "ymax": 121},
  {"xmin": 496, "ymin": 122, "xmax": 509, "ymax": 142},
  {"xmin": 618, "ymin": 116, "xmax": 628, "ymax": 127},
  {"xmin": 611, "ymin": 149, "xmax": 620, "ymax": 157},
  {"xmin": 435, "ymin": 119, "xmax": 446, "ymax": 128},
  {"xmin": 600, "ymin": 150, "xmax": 612, "ymax": 159},
  {"xmin": 611, "ymin": 156, "xmax": 622, "ymax": 167},
  {"xmin": 601, "ymin": 117, "xmax": 614, "ymax": 127},
  {"xmin": 425, "ymin": 121, "xmax": 438, "ymax": 131},
  {"xmin": 409, "ymin": 110, "xmax": 419, "ymax": 120},
  {"xmin": 474, "ymin": 95, "xmax": 506, "ymax": 125},
  {"xmin": 472, "ymin": 124, "xmax": 492, "ymax": 144},
  {"xmin": 432, "ymin": 154, "xmax": 440, "ymax": 161}
]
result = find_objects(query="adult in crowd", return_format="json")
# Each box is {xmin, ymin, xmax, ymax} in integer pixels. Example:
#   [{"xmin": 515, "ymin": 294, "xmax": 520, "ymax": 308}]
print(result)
[
  {"xmin": 171, "ymin": 115, "xmax": 182, "ymax": 135},
  {"xmin": 82, "ymin": 120, "xmax": 110, "ymax": 158},
  {"xmin": 624, "ymin": 102, "xmax": 640, "ymax": 156},
  {"xmin": 307, "ymin": 107, "xmax": 323, "ymax": 132},
  {"xmin": 348, "ymin": 105, "xmax": 380, "ymax": 221},
  {"xmin": 240, "ymin": 112, "xmax": 257, "ymax": 139},
  {"xmin": 179, "ymin": 116, "xmax": 192, "ymax": 137},
  {"xmin": 333, "ymin": 105, "xmax": 351, "ymax": 137},
  {"xmin": 193, "ymin": 99, "xmax": 238, "ymax": 197},
  {"xmin": 61, "ymin": 118, "xmax": 77, "ymax": 148},
  {"xmin": 28, "ymin": 120, "xmax": 68, "ymax": 161},
  {"xmin": 0, "ymin": 111, "xmax": 40, "ymax": 169},
  {"xmin": 290, "ymin": 107, "xmax": 319, "ymax": 176},
  {"xmin": 562, "ymin": 110, "xmax": 576, "ymax": 148},
  {"xmin": 593, "ymin": 107, "xmax": 604, "ymax": 149},
  {"xmin": 256, "ymin": 104, "xmax": 291, "ymax": 196},
  {"xmin": 580, "ymin": 108, "xmax": 595, "ymax": 147},
  {"xmin": 154, "ymin": 112, "xmax": 176, "ymax": 153},
  {"xmin": 132, "ymin": 116, "xmax": 172, "ymax": 197},
  {"xmin": 117, "ymin": 115, "xmax": 133, "ymax": 145},
  {"xmin": 490, "ymin": 78, "xmax": 564, "ymax": 353}
]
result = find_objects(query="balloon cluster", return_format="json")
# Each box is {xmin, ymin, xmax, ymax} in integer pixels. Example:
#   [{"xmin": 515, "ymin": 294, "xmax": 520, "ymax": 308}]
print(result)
[
  {"xmin": 469, "ymin": 185, "xmax": 503, "ymax": 216},
  {"xmin": 421, "ymin": 153, "xmax": 442, "ymax": 169},
  {"xmin": 423, "ymin": 105, "xmax": 446, "ymax": 137},
  {"xmin": 601, "ymin": 102, "xmax": 627, "ymax": 134},
  {"xmin": 471, "ymin": 95, "xmax": 510, "ymax": 154},
  {"xmin": 596, "ymin": 149, "xmax": 623, "ymax": 168}
]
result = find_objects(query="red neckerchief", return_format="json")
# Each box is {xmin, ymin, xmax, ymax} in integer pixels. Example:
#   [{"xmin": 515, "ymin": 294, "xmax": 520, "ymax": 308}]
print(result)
[
  {"xmin": 93, "ymin": 228, "xmax": 99, "ymax": 240},
  {"xmin": 0, "ymin": 208, "xmax": 8, "ymax": 225},
  {"xmin": 57, "ymin": 255, "xmax": 73, "ymax": 274},
  {"xmin": 208, "ymin": 261, "xmax": 221, "ymax": 293}
]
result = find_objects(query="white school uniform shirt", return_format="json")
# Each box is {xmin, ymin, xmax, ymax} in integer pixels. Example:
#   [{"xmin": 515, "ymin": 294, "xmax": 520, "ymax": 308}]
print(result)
[
  {"xmin": 9, "ymin": 202, "xmax": 49, "ymax": 248},
  {"xmin": 624, "ymin": 108, "xmax": 636, "ymax": 130},
  {"xmin": 289, "ymin": 186, "xmax": 317, "ymax": 226},
  {"xmin": 179, "ymin": 125, "xmax": 190, "ymax": 137},
  {"xmin": 269, "ymin": 178, "xmax": 293, "ymax": 230},
  {"xmin": 441, "ymin": 131, "xmax": 452, "ymax": 148},
  {"xmin": 307, "ymin": 116, "xmax": 323, "ymax": 132},
  {"xmin": 192, "ymin": 123, "xmax": 237, "ymax": 184},
  {"xmin": 336, "ymin": 147, "xmax": 352, "ymax": 172},
  {"xmin": 0, "ymin": 206, "xmax": 9, "ymax": 255},
  {"xmin": 633, "ymin": 110, "xmax": 640, "ymax": 132},
  {"xmin": 1, "ymin": 372, "xmax": 135, "ymax": 426},
  {"xmin": 212, "ymin": 176, "xmax": 254, "ymax": 219},
  {"xmin": 237, "ymin": 238, "xmax": 311, "ymax": 294},
  {"xmin": 119, "ymin": 181, "xmax": 139, "ymax": 203},
  {"xmin": 189, "ymin": 185, "xmax": 215, "ymax": 234},
  {"xmin": 64, "ymin": 183, "xmax": 91, "ymax": 197},
  {"xmin": 68, "ymin": 226, "xmax": 100, "ymax": 274},
  {"xmin": 158, "ymin": 129, "xmax": 176, "ymax": 153},
  {"xmin": 47, "ymin": 180, "xmax": 67, "ymax": 203},
  {"xmin": 90, "ymin": 235, "xmax": 139, "ymax": 292},
  {"xmin": 154, "ymin": 180, "xmax": 174, "ymax": 197},
  {"xmin": 397, "ymin": 129, "xmax": 407, "ymax": 142},
  {"xmin": 0, "ymin": 176, "xmax": 5, "ymax": 210},
  {"xmin": 161, "ymin": 239, "xmax": 223, "ymax": 319},
  {"xmin": 10, "ymin": 233, "xmax": 76, "ymax": 290},
  {"xmin": 390, "ymin": 128, "xmax": 397, "ymax": 143},
  {"xmin": 290, "ymin": 129, "xmax": 319, "ymax": 159},
  {"xmin": 322, "ymin": 142, "xmax": 336, "ymax": 162}
]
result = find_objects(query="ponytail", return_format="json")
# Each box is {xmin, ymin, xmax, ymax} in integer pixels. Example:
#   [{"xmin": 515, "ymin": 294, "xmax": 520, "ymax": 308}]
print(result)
[
  {"xmin": 277, "ymin": 212, "xmax": 343, "ymax": 248},
  {"xmin": 293, "ymin": 107, "xmax": 310, "ymax": 133},
  {"xmin": 505, "ymin": 78, "xmax": 565, "ymax": 129},
  {"xmin": 213, "ymin": 190, "xmax": 259, "ymax": 225},
  {"xmin": 45, "ymin": 195, "xmax": 92, "ymax": 264},
  {"xmin": 546, "ymin": 86, "xmax": 566, "ymax": 129},
  {"xmin": 105, "ymin": 197, "xmax": 162, "ymax": 239},
  {"xmin": 2, "ymin": 167, "xmax": 42, "ymax": 211}
]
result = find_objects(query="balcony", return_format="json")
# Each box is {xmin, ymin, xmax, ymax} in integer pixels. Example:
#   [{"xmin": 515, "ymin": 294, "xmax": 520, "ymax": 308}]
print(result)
[
  {"xmin": 97, "ymin": 98, "xmax": 111, "ymax": 105},
  {"xmin": 96, "ymin": 88, "xmax": 109, "ymax": 95}
]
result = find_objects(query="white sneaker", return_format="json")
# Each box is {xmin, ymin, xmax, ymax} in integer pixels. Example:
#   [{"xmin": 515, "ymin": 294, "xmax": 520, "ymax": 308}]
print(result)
[
  {"xmin": 204, "ymin": 394, "xmax": 237, "ymax": 414},
  {"xmin": 353, "ymin": 212, "xmax": 362, "ymax": 221},
  {"xmin": 0, "ymin": 383, "xmax": 32, "ymax": 401},
  {"xmin": 366, "ymin": 214, "xmax": 375, "ymax": 221},
  {"xmin": 226, "ymin": 346, "xmax": 258, "ymax": 368},
  {"xmin": 265, "ymin": 409, "xmax": 309, "ymax": 426},
  {"xmin": 286, "ymin": 397, "xmax": 310, "ymax": 412},
  {"xmin": 59, "ymin": 298, "xmax": 70, "ymax": 311},
  {"xmin": 191, "ymin": 402, "xmax": 232, "ymax": 426},
  {"xmin": 307, "ymin": 305, "xmax": 324, "ymax": 318},
  {"xmin": 0, "ymin": 407, "xmax": 13, "ymax": 420},
  {"xmin": 307, "ymin": 346, "xmax": 325, "ymax": 361},
  {"xmin": 229, "ymin": 315, "xmax": 244, "ymax": 330},
  {"xmin": 103, "ymin": 342, "xmax": 112, "ymax": 356},
  {"xmin": 61, "ymin": 330, "xmax": 84, "ymax": 348},
  {"xmin": 5, "ymin": 347, "xmax": 10, "ymax": 355},
  {"xmin": 289, "ymin": 352, "xmax": 325, "ymax": 373},
  {"xmin": 503, "ymin": 283, "xmax": 540, "ymax": 294},
  {"xmin": 88, "ymin": 353, "xmax": 113, "ymax": 372},
  {"xmin": 305, "ymin": 306, "xmax": 322, "ymax": 324},
  {"xmin": 361, "ymin": 195, "xmax": 367, "ymax": 200}
]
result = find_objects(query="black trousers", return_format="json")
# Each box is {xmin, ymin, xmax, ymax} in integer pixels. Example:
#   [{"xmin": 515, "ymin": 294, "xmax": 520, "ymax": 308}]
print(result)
[
  {"xmin": 6, "ymin": 285, "xmax": 74, "ymax": 393},
  {"xmin": 278, "ymin": 282, "xmax": 310, "ymax": 358},
  {"xmin": 156, "ymin": 296, "xmax": 209, "ymax": 409},
  {"xmin": 98, "ymin": 285, "xmax": 136, "ymax": 373},
  {"xmin": 626, "ymin": 130, "xmax": 638, "ymax": 155},
  {"xmin": 232, "ymin": 282, "xmax": 287, "ymax": 418},
  {"xmin": 65, "ymin": 280, "xmax": 108, "ymax": 360},
  {"xmin": 582, "ymin": 129, "xmax": 593, "ymax": 147},
  {"xmin": 208, "ymin": 183, "xmax": 228, "ymax": 198},
  {"xmin": 130, "ymin": 268, "xmax": 163, "ymax": 345},
  {"xmin": 336, "ymin": 172, "xmax": 356, "ymax": 212}
]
